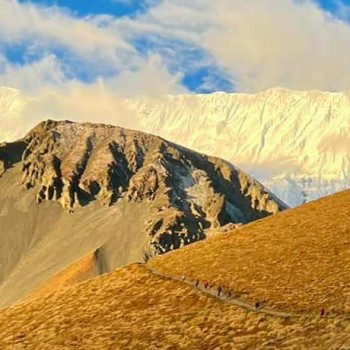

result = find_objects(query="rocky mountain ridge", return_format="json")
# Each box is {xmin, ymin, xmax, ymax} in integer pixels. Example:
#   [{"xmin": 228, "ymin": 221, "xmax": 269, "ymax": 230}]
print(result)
[
  {"xmin": 0, "ymin": 120, "xmax": 286, "ymax": 307},
  {"xmin": 0, "ymin": 120, "xmax": 286, "ymax": 248}
]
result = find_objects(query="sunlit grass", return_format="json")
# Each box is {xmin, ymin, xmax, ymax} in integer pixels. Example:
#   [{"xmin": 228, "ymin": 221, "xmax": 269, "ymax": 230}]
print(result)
[
  {"xmin": 150, "ymin": 190, "xmax": 350, "ymax": 315},
  {"xmin": 1, "ymin": 264, "xmax": 350, "ymax": 349}
]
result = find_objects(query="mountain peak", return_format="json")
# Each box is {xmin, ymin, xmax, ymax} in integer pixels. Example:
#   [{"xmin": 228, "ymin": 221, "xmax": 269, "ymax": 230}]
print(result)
[
  {"xmin": 1, "ymin": 119, "xmax": 286, "ymax": 251},
  {"xmin": 0, "ymin": 119, "xmax": 286, "ymax": 307}
]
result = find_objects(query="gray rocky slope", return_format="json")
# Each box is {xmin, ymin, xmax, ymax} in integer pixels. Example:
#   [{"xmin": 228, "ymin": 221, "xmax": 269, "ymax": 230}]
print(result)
[{"xmin": 0, "ymin": 120, "xmax": 287, "ymax": 308}]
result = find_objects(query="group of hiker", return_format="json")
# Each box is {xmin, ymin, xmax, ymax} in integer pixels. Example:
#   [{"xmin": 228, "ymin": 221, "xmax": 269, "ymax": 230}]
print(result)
[
  {"xmin": 194, "ymin": 278, "xmax": 263, "ymax": 309},
  {"xmin": 182, "ymin": 275, "xmax": 327, "ymax": 317}
]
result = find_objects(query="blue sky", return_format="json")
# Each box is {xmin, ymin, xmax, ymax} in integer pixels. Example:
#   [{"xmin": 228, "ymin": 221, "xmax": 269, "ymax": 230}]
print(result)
[
  {"xmin": 2, "ymin": 0, "xmax": 350, "ymax": 96},
  {"xmin": 17, "ymin": 0, "xmax": 157, "ymax": 18},
  {"xmin": 317, "ymin": 0, "xmax": 350, "ymax": 12},
  {"xmin": 17, "ymin": 0, "xmax": 350, "ymax": 19}
]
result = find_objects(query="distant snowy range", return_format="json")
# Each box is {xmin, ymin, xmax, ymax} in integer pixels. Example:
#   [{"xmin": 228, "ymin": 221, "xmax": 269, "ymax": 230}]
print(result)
[{"xmin": 2, "ymin": 86, "xmax": 350, "ymax": 207}]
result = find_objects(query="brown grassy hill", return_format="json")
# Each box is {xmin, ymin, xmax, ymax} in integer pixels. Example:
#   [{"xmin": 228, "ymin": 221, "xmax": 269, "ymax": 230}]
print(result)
[
  {"xmin": 1, "ymin": 263, "xmax": 350, "ymax": 350},
  {"xmin": 149, "ymin": 189, "xmax": 350, "ymax": 314},
  {"xmin": 0, "ymin": 120, "xmax": 286, "ymax": 308}
]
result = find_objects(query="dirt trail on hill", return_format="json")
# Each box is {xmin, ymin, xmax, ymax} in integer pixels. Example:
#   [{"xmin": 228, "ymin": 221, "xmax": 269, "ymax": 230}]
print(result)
[
  {"xmin": 146, "ymin": 266, "xmax": 350, "ymax": 321},
  {"xmin": 146, "ymin": 266, "xmax": 292, "ymax": 318}
]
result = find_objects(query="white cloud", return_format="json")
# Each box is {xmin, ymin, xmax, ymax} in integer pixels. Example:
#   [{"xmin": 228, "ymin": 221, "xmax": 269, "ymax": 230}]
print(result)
[
  {"xmin": 0, "ymin": 0, "xmax": 131, "ymax": 62},
  {"xmin": 0, "ymin": 54, "xmax": 65, "ymax": 90},
  {"xmin": 125, "ymin": 0, "xmax": 350, "ymax": 92},
  {"xmin": 0, "ymin": 0, "xmax": 188, "ymax": 142},
  {"xmin": 0, "ymin": 52, "xmax": 187, "ymax": 141},
  {"xmin": 3, "ymin": 0, "xmax": 350, "ymax": 94},
  {"xmin": 104, "ymin": 54, "xmax": 186, "ymax": 97},
  {"xmin": 201, "ymin": 0, "xmax": 350, "ymax": 91},
  {"xmin": 0, "ymin": 80, "xmax": 146, "ymax": 142},
  {"xmin": 3, "ymin": 0, "xmax": 350, "ymax": 141}
]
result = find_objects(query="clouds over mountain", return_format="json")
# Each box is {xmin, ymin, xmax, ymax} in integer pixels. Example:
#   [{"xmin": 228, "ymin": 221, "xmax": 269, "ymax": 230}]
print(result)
[{"xmin": 2, "ymin": 0, "xmax": 350, "ymax": 140}]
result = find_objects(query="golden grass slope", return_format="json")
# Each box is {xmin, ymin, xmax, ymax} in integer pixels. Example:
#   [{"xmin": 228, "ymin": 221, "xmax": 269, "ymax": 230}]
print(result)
[
  {"xmin": 1, "ymin": 263, "xmax": 350, "ymax": 350},
  {"xmin": 150, "ymin": 189, "xmax": 350, "ymax": 315}
]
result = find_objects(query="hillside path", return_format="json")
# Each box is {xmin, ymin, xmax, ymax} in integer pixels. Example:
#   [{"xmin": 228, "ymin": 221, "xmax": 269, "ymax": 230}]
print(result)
[
  {"xmin": 145, "ymin": 266, "xmax": 350, "ymax": 322},
  {"xmin": 145, "ymin": 266, "xmax": 293, "ymax": 318}
]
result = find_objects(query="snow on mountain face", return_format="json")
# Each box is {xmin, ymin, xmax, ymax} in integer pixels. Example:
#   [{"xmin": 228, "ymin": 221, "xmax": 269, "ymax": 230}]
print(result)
[
  {"xmin": 1, "ymin": 86, "xmax": 350, "ymax": 207},
  {"xmin": 126, "ymin": 88, "xmax": 350, "ymax": 207},
  {"xmin": 0, "ymin": 87, "xmax": 27, "ymax": 141}
]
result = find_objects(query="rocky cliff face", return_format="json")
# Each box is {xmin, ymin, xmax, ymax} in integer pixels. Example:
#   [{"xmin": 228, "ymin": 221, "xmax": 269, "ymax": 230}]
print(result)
[
  {"xmin": 0, "ymin": 120, "xmax": 286, "ymax": 257},
  {"xmin": 0, "ymin": 140, "xmax": 26, "ymax": 176}
]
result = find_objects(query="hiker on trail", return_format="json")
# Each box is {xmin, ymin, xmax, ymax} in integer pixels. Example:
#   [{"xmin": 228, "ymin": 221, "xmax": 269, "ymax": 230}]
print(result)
[
  {"xmin": 227, "ymin": 291, "xmax": 232, "ymax": 299},
  {"xmin": 204, "ymin": 281, "xmax": 209, "ymax": 289},
  {"xmin": 320, "ymin": 308, "xmax": 325, "ymax": 317},
  {"xmin": 255, "ymin": 302, "xmax": 261, "ymax": 311},
  {"xmin": 195, "ymin": 280, "xmax": 199, "ymax": 287},
  {"xmin": 217, "ymin": 286, "xmax": 222, "ymax": 297}
]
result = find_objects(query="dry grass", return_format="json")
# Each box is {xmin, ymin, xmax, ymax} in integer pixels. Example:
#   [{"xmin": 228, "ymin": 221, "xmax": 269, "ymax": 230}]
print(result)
[
  {"xmin": 2, "ymin": 190, "xmax": 350, "ymax": 349},
  {"xmin": 150, "ymin": 189, "xmax": 350, "ymax": 315},
  {"xmin": 1, "ymin": 263, "xmax": 350, "ymax": 350}
]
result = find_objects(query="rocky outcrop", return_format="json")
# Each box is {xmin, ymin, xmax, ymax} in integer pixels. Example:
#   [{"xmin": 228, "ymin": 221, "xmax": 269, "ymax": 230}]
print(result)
[
  {"xmin": 0, "ymin": 141, "xmax": 26, "ymax": 176},
  {"xmin": 0, "ymin": 120, "xmax": 287, "ymax": 258}
]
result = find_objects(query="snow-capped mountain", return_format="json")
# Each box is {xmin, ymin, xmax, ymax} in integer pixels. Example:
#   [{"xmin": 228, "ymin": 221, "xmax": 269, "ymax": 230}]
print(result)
[
  {"xmin": 126, "ymin": 88, "xmax": 350, "ymax": 206},
  {"xmin": 1, "ymin": 86, "xmax": 350, "ymax": 206}
]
